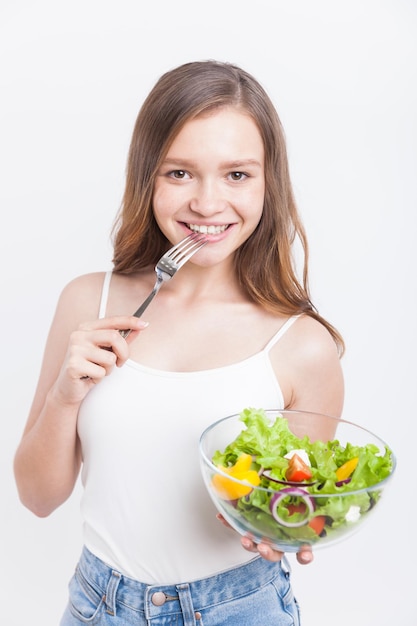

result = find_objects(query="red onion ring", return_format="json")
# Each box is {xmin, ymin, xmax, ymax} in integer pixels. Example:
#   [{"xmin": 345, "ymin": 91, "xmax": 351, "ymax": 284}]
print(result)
[{"xmin": 269, "ymin": 487, "xmax": 315, "ymax": 527}]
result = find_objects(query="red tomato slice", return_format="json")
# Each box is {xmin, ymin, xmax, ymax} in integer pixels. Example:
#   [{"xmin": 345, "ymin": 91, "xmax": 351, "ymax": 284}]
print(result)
[
  {"xmin": 285, "ymin": 453, "xmax": 313, "ymax": 482},
  {"xmin": 287, "ymin": 502, "xmax": 308, "ymax": 515},
  {"xmin": 308, "ymin": 516, "xmax": 326, "ymax": 535}
]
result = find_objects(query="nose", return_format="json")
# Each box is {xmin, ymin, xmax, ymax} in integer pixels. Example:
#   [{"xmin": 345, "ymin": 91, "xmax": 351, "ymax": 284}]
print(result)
[{"xmin": 189, "ymin": 180, "xmax": 227, "ymax": 217}]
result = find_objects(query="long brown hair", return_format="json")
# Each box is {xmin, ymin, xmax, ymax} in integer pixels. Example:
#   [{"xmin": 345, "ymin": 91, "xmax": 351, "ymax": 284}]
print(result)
[{"xmin": 112, "ymin": 60, "xmax": 344, "ymax": 354}]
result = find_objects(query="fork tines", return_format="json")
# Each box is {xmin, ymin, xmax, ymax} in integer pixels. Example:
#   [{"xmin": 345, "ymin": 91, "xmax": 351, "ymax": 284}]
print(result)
[{"xmin": 169, "ymin": 233, "xmax": 207, "ymax": 265}]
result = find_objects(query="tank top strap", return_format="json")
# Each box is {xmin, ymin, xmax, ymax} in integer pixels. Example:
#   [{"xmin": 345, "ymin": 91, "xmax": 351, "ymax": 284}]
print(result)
[
  {"xmin": 263, "ymin": 315, "xmax": 301, "ymax": 353},
  {"xmin": 98, "ymin": 271, "xmax": 112, "ymax": 319}
]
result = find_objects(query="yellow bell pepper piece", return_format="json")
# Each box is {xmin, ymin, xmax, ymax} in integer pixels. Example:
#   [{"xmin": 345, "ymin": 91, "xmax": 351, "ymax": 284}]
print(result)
[
  {"xmin": 212, "ymin": 453, "xmax": 261, "ymax": 500},
  {"xmin": 336, "ymin": 457, "xmax": 359, "ymax": 481}
]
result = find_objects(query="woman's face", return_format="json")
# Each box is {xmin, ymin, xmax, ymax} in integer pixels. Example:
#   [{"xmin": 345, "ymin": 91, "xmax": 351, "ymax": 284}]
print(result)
[{"xmin": 152, "ymin": 106, "xmax": 265, "ymax": 267}]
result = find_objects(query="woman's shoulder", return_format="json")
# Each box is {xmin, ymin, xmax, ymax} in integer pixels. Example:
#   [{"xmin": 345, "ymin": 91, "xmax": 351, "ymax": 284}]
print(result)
[
  {"xmin": 270, "ymin": 314, "xmax": 344, "ymax": 415},
  {"xmin": 56, "ymin": 271, "xmax": 109, "ymax": 320},
  {"xmin": 62, "ymin": 271, "xmax": 108, "ymax": 292},
  {"xmin": 271, "ymin": 313, "xmax": 341, "ymax": 365},
  {"xmin": 294, "ymin": 314, "xmax": 339, "ymax": 352}
]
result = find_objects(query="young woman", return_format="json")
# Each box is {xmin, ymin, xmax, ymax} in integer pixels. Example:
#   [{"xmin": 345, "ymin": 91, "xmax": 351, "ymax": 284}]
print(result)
[{"xmin": 14, "ymin": 60, "xmax": 344, "ymax": 625}]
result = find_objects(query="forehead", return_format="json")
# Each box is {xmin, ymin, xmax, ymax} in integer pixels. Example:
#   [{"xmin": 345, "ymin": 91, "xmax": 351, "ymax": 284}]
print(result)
[{"xmin": 166, "ymin": 106, "xmax": 264, "ymax": 155}]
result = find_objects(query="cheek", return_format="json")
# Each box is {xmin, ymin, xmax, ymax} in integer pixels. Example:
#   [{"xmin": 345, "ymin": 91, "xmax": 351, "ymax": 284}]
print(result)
[
  {"xmin": 152, "ymin": 185, "xmax": 172, "ymax": 220},
  {"xmin": 241, "ymin": 186, "xmax": 265, "ymax": 224},
  {"xmin": 152, "ymin": 182, "xmax": 189, "ymax": 217}
]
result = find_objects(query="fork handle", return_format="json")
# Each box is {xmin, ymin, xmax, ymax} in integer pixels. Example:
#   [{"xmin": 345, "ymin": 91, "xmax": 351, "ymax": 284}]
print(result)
[
  {"xmin": 79, "ymin": 279, "xmax": 162, "ymax": 378},
  {"xmin": 119, "ymin": 280, "xmax": 163, "ymax": 339}
]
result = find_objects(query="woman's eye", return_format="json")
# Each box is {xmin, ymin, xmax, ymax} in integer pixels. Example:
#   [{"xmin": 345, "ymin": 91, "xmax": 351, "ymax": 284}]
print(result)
[
  {"xmin": 169, "ymin": 170, "xmax": 189, "ymax": 179},
  {"xmin": 229, "ymin": 171, "xmax": 247, "ymax": 181}
]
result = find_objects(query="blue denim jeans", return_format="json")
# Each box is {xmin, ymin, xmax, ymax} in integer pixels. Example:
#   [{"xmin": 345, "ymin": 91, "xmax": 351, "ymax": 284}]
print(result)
[{"xmin": 60, "ymin": 546, "xmax": 301, "ymax": 625}]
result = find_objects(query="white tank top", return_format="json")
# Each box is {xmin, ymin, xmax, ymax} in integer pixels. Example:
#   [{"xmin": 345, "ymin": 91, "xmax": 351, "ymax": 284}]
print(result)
[{"xmin": 78, "ymin": 271, "xmax": 299, "ymax": 584}]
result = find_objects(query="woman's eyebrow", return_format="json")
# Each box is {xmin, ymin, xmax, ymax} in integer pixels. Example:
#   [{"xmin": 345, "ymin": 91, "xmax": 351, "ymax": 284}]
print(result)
[{"xmin": 161, "ymin": 158, "xmax": 263, "ymax": 169}]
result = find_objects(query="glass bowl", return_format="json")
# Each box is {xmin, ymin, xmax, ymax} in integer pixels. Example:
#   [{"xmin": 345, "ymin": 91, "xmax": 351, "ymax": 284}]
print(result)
[{"xmin": 199, "ymin": 408, "xmax": 396, "ymax": 552}]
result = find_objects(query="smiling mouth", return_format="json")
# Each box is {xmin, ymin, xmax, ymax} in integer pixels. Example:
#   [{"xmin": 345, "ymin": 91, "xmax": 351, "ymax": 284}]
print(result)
[{"xmin": 187, "ymin": 223, "xmax": 229, "ymax": 235}]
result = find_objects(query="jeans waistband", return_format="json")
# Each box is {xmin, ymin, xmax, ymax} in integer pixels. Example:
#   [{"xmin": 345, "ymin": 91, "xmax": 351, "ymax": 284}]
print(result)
[{"xmin": 77, "ymin": 546, "xmax": 286, "ymax": 618}]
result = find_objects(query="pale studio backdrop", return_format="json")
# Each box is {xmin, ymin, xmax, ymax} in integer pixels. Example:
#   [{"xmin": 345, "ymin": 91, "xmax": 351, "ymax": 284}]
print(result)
[{"xmin": 1, "ymin": 1, "xmax": 416, "ymax": 624}]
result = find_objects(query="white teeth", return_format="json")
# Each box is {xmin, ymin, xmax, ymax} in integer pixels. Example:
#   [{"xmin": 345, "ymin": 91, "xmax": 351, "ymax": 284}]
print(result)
[{"xmin": 188, "ymin": 224, "xmax": 228, "ymax": 234}]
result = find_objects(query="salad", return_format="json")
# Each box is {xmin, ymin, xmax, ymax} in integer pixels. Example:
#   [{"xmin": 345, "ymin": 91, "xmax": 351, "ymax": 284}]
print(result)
[{"xmin": 211, "ymin": 408, "xmax": 394, "ymax": 546}]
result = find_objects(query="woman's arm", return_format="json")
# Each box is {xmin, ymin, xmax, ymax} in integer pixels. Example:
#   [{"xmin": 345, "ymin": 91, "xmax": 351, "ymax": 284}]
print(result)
[
  {"xmin": 13, "ymin": 273, "xmax": 147, "ymax": 517},
  {"xmin": 272, "ymin": 314, "xmax": 344, "ymax": 418},
  {"xmin": 240, "ymin": 315, "xmax": 344, "ymax": 563}
]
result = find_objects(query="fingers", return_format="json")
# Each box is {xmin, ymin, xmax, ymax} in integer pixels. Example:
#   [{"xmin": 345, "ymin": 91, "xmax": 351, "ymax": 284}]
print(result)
[
  {"xmin": 70, "ymin": 340, "xmax": 118, "ymax": 381},
  {"xmin": 60, "ymin": 316, "xmax": 149, "ymax": 390},
  {"xmin": 296, "ymin": 546, "xmax": 314, "ymax": 565},
  {"xmin": 216, "ymin": 514, "xmax": 284, "ymax": 562},
  {"xmin": 242, "ymin": 537, "xmax": 284, "ymax": 562},
  {"xmin": 215, "ymin": 513, "xmax": 232, "ymax": 528},
  {"xmin": 215, "ymin": 514, "xmax": 313, "ymax": 565},
  {"xmin": 78, "ymin": 316, "xmax": 149, "ymax": 339},
  {"xmin": 242, "ymin": 538, "xmax": 313, "ymax": 564}
]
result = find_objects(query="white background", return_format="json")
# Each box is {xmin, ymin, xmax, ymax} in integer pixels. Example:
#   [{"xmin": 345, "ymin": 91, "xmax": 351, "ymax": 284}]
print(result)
[{"xmin": 1, "ymin": 1, "xmax": 416, "ymax": 624}]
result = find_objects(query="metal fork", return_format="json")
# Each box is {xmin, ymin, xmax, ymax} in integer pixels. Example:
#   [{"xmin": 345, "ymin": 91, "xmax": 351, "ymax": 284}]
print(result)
[{"xmin": 119, "ymin": 232, "xmax": 207, "ymax": 338}]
